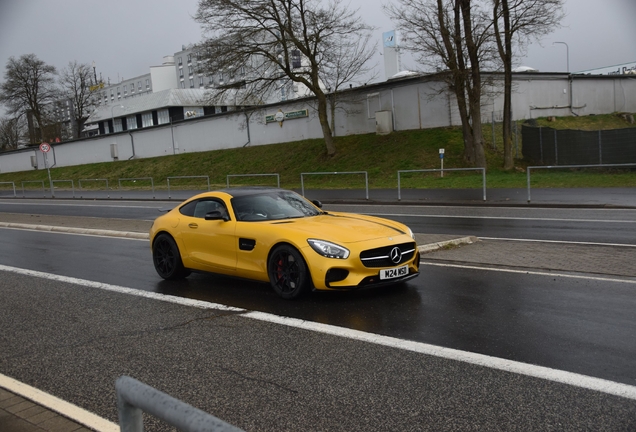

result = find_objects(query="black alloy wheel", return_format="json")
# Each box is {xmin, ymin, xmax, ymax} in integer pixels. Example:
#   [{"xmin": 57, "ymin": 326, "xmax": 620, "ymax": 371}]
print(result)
[
  {"xmin": 153, "ymin": 234, "xmax": 189, "ymax": 280},
  {"xmin": 268, "ymin": 245, "xmax": 310, "ymax": 299}
]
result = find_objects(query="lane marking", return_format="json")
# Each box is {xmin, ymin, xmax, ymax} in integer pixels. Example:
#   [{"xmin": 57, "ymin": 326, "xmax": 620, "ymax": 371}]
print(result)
[
  {"xmin": 363, "ymin": 212, "xmax": 636, "ymax": 224},
  {"xmin": 478, "ymin": 236, "xmax": 636, "ymax": 248},
  {"xmin": 244, "ymin": 311, "xmax": 636, "ymax": 401},
  {"xmin": 0, "ymin": 201, "xmax": 165, "ymax": 209},
  {"xmin": 1, "ymin": 264, "xmax": 636, "ymax": 401},
  {"xmin": 420, "ymin": 261, "xmax": 636, "ymax": 284},
  {"xmin": 0, "ymin": 264, "xmax": 243, "ymax": 312},
  {"xmin": 0, "ymin": 373, "xmax": 119, "ymax": 432}
]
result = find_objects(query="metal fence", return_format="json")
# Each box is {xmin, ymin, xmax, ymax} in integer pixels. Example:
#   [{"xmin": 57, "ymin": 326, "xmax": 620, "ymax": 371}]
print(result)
[
  {"xmin": 118, "ymin": 177, "xmax": 155, "ymax": 199},
  {"xmin": 397, "ymin": 168, "xmax": 486, "ymax": 201},
  {"xmin": 300, "ymin": 171, "xmax": 369, "ymax": 199},
  {"xmin": 167, "ymin": 176, "xmax": 211, "ymax": 199},
  {"xmin": 79, "ymin": 178, "xmax": 110, "ymax": 198},
  {"xmin": 522, "ymin": 126, "xmax": 636, "ymax": 165},
  {"xmin": 21, "ymin": 180, "xmax": 44, "ymax": 198},
  {"xmin": 526, "ymin": 163, "xmax": 636, "ymax": 202},
  {"xmin": 226, "ymin": 173, "xmax": 280, "ymax": 188},
  {"xmin": 116, "ymin": 376, "xmax": 244, "ymax": 432},
  {"xmin": 485, "ymin": 110, "xmax": 521, "ymax": 157},
  {"xmin": 0, "ymin": 181, "xmax": 16, "ymax": 197}
]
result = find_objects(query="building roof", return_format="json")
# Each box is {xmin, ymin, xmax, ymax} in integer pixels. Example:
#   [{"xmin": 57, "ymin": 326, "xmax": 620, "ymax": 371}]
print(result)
[{"xmin": 87, "ymin": 88, "xmax": 210, "ymax": 123}]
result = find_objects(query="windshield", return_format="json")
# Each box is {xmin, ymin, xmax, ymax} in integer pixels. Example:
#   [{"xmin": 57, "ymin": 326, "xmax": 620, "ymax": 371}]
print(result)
[{"xmin": 231, "ymin": 190, "xmax": 321, "ymax": 221}]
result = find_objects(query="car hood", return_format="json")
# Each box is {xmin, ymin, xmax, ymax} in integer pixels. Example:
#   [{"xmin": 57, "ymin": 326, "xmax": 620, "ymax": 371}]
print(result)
[{"xmin": 270, "ymin": 212, "xmax": 410, "ymax": 243}]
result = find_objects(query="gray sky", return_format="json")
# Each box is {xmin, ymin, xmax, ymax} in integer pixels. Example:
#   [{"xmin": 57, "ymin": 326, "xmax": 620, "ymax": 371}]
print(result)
[{"xmin": 1, "ymin": 0, "xmax": 635, "ymax": 95}]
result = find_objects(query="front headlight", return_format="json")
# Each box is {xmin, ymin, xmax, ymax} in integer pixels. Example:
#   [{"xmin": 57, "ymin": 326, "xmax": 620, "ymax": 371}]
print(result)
[
  {"xmin": 407, "ymin": 227, "xmax": 414, "ymax": 239},
  {"xmin": 307, "ymin": 239, "xmax": 350, "ymax": 259}
]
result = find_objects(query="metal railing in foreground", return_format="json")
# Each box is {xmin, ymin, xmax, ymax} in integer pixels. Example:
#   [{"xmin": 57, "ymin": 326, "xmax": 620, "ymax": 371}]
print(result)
[
  {"xmin": 21, "ymin": 180, "xmax": 45, "ymax": 198},
  {"xmin": 167, "ymin": 176, "xmax": 211, "ymax": 199},
  {"xmin": 79, "ymin": 178, "xmax": 110, "ymax": 198},
  {"xmin": 116, "ymin": 376, "xmax": 244, "ymax": 432},
  {"xmin": 526, "ymin": 163, "xmax": 636, "ymax": 203},
  {"xmin": 397, "ymin": 168, "xmax": 486, "ymax": 201},
  {"xmin": 50, "ymin": 179, "xmax": 75, "ymax": 198},
  {"xmin": 300, "ymin": 171, "xmax": 369, "ymax": 199},
  {"xmin": 118, "ymin": 177, "xmax": 155, "ymax": 199},
  {"xmin": 226, "ymin": 173, "xmax": 280, "ymax": 188},
  {"xmin": 1, "ymin": 181, "xmax": 16, "ymax": 197}
]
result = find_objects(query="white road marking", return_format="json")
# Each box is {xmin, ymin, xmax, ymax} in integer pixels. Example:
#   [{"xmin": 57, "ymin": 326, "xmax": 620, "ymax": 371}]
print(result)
[
  {"xmin": 0, "ymin": 373, "xmax": 119, "ymax": 432},
  {"xmin": 0, "ymin": 200, "xmax": 164, "ymax": 209},
  {"xmin": 1, "ymin": 263, "xmax": 636, "ymax": 402},
  {"xmin": 420, "ymin": 261, "xmax": 636, "ymax": 284},
  {"xmin": 478, "ymin": 236, "xmax": 636, "ymax": 248},
  {"xmin": 0, "ymin": 224, "xmax": 149, "ymax": 240},
  {"xmin": 363, "ymin": 212, "xmax": 636, "ymax": 224}
]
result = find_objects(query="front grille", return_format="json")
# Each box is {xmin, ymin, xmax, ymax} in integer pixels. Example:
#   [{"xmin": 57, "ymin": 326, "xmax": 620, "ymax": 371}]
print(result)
[{"xmin": 359, "ymin": 242, "xmax": 416, "ymax": 268}]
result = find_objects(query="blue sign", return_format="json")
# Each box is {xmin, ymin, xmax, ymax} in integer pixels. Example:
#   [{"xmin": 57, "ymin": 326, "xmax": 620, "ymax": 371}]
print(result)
[{"xmin": 383, "ymin": 30, "xmax": 397, "ymax": 48}]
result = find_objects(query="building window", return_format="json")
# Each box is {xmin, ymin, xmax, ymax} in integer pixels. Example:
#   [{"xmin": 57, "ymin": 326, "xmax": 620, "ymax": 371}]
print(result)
[
  {"xmin": 219, "ymin": 71, "xmax": 224, "ymax": 83},
  {"xmin": 123, "ymin": 85, "xmax": 127, "ymax": 95},
  {"xmin": 110, "ymin": 90, "xmax": 114, "ymax": 101},
  {"xmin": 127, "ymin": 116, "xmax": 137, "ymax": 130},
  {"xmin": 188, "ymin": 66, "xmax": 193, "ymax": 76},
  {"xmin": 138, "ymin": 81, "xmax": 142, "ymax": 91},
  {"xmin": 199, "ymin": 76, "xmax": 204, "ymax": 87},
  {"xmin": 181, "ymin": 81, "xmax": 185, "ymax": 89},
  {"xmin": 179, "ymin": 69, "xmax": 184, "ymax": 78},
  {"xmin": 131, "ymin": 85, "xmax": 134, "ymax": 93},
  {"xmin": 113, "ymin": 118, "xmax": 123, "ymax": 133},
  {"xmin": 187, "ymin": 53, "xmax": 192, "ymax": 63},
  {"xmin": 189, "ymin": 79, "xmax": 194, "ymax": 88},
  {"xmin": 117, "ymin": 87, "xmax": 121, "ymax": 98},
  {"xmin": 178, "ymin": 57, "xmax": 182, "ymax": 66},
  {"xmin": 157, "ymin": 109, "xmax": 169, "ymax": 125},
  {"xmin": 291, "ymin": 50, "xmax": 302, "ymax": 69},
  {"xmin": 141, "ymin": 112, "xmax": 153, "ymax": 128},
  {"xmin": 146, "ymin": 79, "xmax": 150, "ymax": 90}
]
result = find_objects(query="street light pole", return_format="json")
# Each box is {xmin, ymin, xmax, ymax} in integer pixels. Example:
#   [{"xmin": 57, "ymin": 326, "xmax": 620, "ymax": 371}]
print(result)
[{"xmin": 553, "ymin": 41, "xmax": 569, "ymax": 73}]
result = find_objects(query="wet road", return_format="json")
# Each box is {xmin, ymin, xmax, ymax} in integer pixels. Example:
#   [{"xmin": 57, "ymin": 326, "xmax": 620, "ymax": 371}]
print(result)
[
  {"xmin": 1, "ymin": 227, "xmax": 635, "ymax": 387},
  {"xmin": 1, "ymin": 199, "xmax": 636, "ymax": 244}
]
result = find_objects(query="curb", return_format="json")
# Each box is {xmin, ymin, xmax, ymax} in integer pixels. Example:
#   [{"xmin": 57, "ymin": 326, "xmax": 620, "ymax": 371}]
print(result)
[
  {"xmin": 0, "ymin": 222, "xmax": 149, "ymax": 240},
  {"xmin": 417, "ymin": 236, "xmax": 479, "ymax": 253}
]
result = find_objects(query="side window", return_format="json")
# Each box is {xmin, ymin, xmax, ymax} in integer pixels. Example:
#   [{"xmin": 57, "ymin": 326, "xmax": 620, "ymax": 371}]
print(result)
[{"xmin": 180, "ymin": 199, "xmax": 229, "ymax": 219}]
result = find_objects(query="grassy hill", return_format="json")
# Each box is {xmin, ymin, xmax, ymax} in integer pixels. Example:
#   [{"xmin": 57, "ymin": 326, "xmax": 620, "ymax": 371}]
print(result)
[{"xmin": 1, "ymin": 113, "xmax": 635, "ymax": 191}]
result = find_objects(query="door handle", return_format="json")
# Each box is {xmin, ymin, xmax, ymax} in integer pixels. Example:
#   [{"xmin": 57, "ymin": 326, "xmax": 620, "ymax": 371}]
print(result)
[{"xmin": 188, "ymin": 223, "xmax": 198, "ymax": 229}]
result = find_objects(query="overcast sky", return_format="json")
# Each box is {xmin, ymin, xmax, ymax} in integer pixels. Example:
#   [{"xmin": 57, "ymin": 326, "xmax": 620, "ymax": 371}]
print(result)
[{"xmin": 1, "ymin": 0, "xmax": 635, "ymax": 95}]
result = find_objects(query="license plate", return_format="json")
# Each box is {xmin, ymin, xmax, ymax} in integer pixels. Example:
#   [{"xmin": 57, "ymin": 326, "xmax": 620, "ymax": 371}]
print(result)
[{"xmin": 380, "ymin": 265, "xmax": 408, "ymax": 280}]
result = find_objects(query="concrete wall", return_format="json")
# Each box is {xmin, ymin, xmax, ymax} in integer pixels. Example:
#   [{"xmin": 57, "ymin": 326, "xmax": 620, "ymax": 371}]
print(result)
[{"xmin": 1, "ymin": 73, "xmax": 635, "ymax": 175}]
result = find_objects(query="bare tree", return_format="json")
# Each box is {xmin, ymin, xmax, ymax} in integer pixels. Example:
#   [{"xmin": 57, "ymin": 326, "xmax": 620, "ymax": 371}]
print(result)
[
  {"xmin": 0, "ymin": 54, "xmax": 58, "ymax": 144},
  {"xmin": 0, "ymin": 116, "xmax": 26, "ymax": 150},
  {"xmin": 493, "ymin": 0, "xmax": 564, "ymax": 170},
  {"xmin": 386, "ymin": 0, "xmax": 493, "ymax": 167},
  {"xmin": 59, "ymin": 61, "xmax": 98, "ymax": 139},
  {"xmin": 194, "ymin": 0, "xmax": 375, "ymax": 156}
]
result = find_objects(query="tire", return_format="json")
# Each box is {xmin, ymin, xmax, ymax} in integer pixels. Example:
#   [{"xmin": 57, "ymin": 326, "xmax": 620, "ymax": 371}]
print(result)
[
  {"xmin": 153, "ymin": 234, "xmax": 189, "ymax": 280},
  {"xmin": 268, "ymin": 245, "xmax": 310, "ymax": 299}
]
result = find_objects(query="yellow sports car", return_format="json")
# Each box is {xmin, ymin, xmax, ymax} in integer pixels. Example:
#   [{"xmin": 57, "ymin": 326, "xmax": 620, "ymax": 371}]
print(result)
[{"xmin": 150, "ymin": 187, "xmax": 419, "ymax": 299}]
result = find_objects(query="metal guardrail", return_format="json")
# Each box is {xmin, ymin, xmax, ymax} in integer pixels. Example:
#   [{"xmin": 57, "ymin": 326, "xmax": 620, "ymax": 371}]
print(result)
[
  {"xmin": 397, "ymin": 168, "xmax": 486, "ymax": 201},
  {"xmin": 21, "ymin": 181, "xmax": 44, "ymax": 198},
  {"xmin": 0, "ymin": 181, "xmax": 17, "ymax": 197},
  {"xmin": 79, "ymin": 178, "xmax": 110, "ymax": 198},
  {"xmin": 226, "ymin": 173, "xmax": 280, "ymax": 188},
  {"xmin": 300, "ymin": 171, "xmax": 369, "ymax": 199},
  {"xmin": 118, "ymin": 177, "xmax": 155, "ymax": 199},
  {"xmin": 526, "ymin": 163, "xmax": 636, "ymax": 202},
  {"xmin": 167, "ymin": 176, "xmax": 210, "ymax": 199},
  {"xmin": 51, "ymin": 180, "xmax": 75, "ymax": 198},
  {"xmin": 116, "ymin": 376, "xmax": 244, "ymax": 432}
]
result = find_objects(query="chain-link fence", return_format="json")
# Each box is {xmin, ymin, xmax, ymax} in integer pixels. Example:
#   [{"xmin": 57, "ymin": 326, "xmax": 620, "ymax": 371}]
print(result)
[
  {"xmin": 522, "ymin": 125, "xmax": 636, "ymax": 165},
  {"xmin": 484, "ymin": 110, "xmax": 522, "ymax": 158}
]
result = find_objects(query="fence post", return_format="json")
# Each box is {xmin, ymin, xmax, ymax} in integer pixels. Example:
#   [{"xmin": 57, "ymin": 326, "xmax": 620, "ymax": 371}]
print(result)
[
  {"xmin": 539, "ymin": 127, "xmax": 543, "ymax": 163},
  {"xmin": 554, "ymin": 129, "xmax": 558, "ymax": 165},
  {"xmin": 598, "ymin": 130, "xmax": 603, "ymax": 164},
  {"xmin": 492, "ymin": 111, "xmax": 496, "ymax": 150}
]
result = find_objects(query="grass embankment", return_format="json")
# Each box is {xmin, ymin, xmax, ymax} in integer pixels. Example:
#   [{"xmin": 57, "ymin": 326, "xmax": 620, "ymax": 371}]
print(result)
[{"xmin": 1, "ymin": 113, "xmax": 635, "ymax": 191}]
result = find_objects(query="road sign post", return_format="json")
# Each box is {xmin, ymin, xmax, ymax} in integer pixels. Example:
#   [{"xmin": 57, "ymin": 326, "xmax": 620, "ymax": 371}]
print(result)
[
  {"xmin": 439, "ymin": 148, "xmax": 445, "ymax": 178},
  {"xmin": 40, "ymin": 143, "xmax": 54, "ymax": 198}
]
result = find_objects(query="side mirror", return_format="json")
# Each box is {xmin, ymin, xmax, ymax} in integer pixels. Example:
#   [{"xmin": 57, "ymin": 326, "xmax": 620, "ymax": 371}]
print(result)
[
  {"xmin": 311, "ymin": 199, "xmax": 322, "ymax": 208},
  {"xmin": 205, "ymin": 210, "xmax": 229, "ymax": 221}
]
